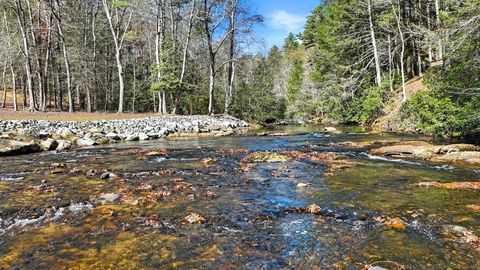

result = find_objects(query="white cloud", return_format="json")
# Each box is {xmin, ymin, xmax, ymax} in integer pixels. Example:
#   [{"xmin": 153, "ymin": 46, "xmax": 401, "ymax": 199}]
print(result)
[{"xmin": 269, "ymin": 10, "xmax": 306, "ymax": 32}]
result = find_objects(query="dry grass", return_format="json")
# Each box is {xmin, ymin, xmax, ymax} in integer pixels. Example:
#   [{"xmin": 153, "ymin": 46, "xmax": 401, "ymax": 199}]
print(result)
[
  {"xmin": 0, "ymin": 110, "xmax": 159, "ymax": 122},
  {"xmin": 1, "ymin": 89, "xmax": 23, "ymax": 107},
  {"xmin": 372, "ymin": 76, "xmax": 427, "ymax": 130},
  {"xmin": 0, "ymin": 89, "xmax": 160, "ymax": 121}
]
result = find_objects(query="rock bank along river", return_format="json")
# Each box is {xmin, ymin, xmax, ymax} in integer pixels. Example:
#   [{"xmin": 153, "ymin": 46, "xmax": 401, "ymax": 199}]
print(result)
[{"xmin": 0, "ymin": 125, "xmax": 479, "ymax": 269}]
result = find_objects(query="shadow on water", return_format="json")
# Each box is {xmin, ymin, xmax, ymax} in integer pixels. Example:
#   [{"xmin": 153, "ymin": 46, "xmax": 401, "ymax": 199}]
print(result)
[{"xmin": 0, "ymin": 125, "xmax": 479, "ymax": 269}]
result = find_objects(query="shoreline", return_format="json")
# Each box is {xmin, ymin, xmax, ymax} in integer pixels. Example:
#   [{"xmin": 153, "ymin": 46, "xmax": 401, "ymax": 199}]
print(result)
[{"xmin": 0, "ymin": 115, "xmax": 249, "ymax": 156}]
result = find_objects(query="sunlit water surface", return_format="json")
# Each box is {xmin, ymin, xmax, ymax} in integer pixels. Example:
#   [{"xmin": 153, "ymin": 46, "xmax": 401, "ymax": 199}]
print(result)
[{"xmin": 0, "ymin": 125, "xmax": 479, "ymax": 269}]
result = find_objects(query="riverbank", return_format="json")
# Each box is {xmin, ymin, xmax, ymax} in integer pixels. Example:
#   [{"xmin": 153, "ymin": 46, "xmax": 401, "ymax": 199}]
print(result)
[{"xmin": 0, "ymin": 115, "xmax": 249, "ymax": 156}]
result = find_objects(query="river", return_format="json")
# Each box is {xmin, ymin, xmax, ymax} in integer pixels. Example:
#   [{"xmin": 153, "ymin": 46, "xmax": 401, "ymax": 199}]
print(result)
[{"xmin": 0, "ymin": 125, "xmax": 479, "ymax": 269}]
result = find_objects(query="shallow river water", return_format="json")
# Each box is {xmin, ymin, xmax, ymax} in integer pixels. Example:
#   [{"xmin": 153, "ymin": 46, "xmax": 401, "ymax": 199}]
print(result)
[{"xmin": 0, "ymin": 125, "xmax": 479, "ymax": 269}]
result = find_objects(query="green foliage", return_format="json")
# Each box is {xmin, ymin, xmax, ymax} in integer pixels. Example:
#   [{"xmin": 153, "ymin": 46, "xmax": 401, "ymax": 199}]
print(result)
[
  {"xmin": 348, "ymin": 81, "xmax": 391, "ymax": 125},
  {"xmin": 283, "ymin": 33, "xmax": 300, "ymax": 52},
  {"xmin": 150, "ymin": 40, "xmax": 195, "ymax": 98},
  {"xmin": 286, "ymin": 58, "xmax": 303, "ymax": 106},
  {"xmin": 109, "ymin": 0, "xmax": 131, "ymax": 8},
  {"xmin": 402, "ymin": 91, "xmax": 479, "ymax": 138},
  {"xmin": 230, "ymin": 51, "xmax": 286, "ymax": 123},
  {"xmin": 299, "ymin": 6, "xmax": 322, "ymax": 46}
]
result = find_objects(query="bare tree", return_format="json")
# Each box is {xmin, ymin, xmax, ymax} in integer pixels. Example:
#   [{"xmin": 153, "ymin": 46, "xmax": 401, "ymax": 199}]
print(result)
[
  {"xmin": 102, "ymin": 0, "xmax": 135, "ymax": 113},
  {"xmin": 367, "ymin": 0, "xmax": 382, "ymax": 86}
]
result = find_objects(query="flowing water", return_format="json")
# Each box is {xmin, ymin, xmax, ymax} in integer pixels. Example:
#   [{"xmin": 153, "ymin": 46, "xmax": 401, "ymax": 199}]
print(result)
[{"xmin": 0, "ymin": 125, "xmax": 479, "ymax": 269}]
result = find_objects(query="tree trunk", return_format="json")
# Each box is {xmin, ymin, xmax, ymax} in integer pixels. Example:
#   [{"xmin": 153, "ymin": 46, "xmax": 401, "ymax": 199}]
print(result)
[
  {"xmin": 16, "ymin": 5, "xmax": 36, "ymax": 111},
  {"xmin": 1, "ymin": 60, "xmax": 6, "ymax": 108},
  {"xmin": 27, "ymin": 0, "xmax": 43, "ymax": 112},
  {"xmin": 155, "ymin": 0, "xmax": 165, "ymax": 114},
  {"xmin": 393, "ymin": 2, "xmax": 407, "ymax": 102},
  {"xmin": 42, "ymin": 15, "xmax": 52, "ymax": 111},
  {"xmin": 367, "ymin": 0, "xmax": 382, "ymax": 86},
  {"xmin": 11, "ymin": 67, "xmax": 17, "ymax": 111},
  {"xmin": 427, "ymin": 1, "xmax": 433, "ymax": 63},
  {"xmin": 388, "ymin": 34, "xmax": 394, "ymax": 92},
  {"xmin": 53, "ymin": 0, "xmax": 74, "ymax": 112},
  {"xmin": 435, "ymin": 0, "xmax": 443, "ymax": 61},
  {"xmin": 208, "ymin": 62, "xmax": 215, "ymax": 115},
  {"xmin": 162, "ymin": 91, "xmax": 166, "ymax": 114},
  {"xmin": 132, "ymin": 57, "xmax": 136, "ymax": 113},
  {"xmin": 224, "ymin": 0, "xmax": 237, "ymax": 114},
  {"xmin": 102, "ymin": 0, "xmax": 133, "ymax": 113},
  {"xmin": 180, "ymin": 0, "xmax": 196, "ymax": 83},
  {"xmin": 115, "ymin": 49, "xmax": 125, "ymax": 113}
]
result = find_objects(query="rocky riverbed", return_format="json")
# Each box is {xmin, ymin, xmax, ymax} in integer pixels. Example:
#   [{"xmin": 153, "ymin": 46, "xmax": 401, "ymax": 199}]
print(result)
[
  {"xmin": 0, "ymin": 115, "xmax": 248, "ymax": 156},
  {"xmin": 0, "ymin": 124, "xmax": 478, "ymax": 269}
]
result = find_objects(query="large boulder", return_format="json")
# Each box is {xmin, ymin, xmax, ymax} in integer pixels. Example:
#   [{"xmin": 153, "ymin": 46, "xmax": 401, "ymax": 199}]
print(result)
[
  {"xmin": 39, "ymin": 138, "xmax": 59, "ymax": 151},
  {"xmin": 57, "ymin": 127, "xmax": 74, "ymax": 138},
  {"xmin": 370, "ymin": 142, "xmax": 433, "ymax": 159},
  {"xmin": 436, "ymin": 151, "xmax": 480, "ymax": 165},
  {"xmin": 0, "ymin": 140, "xmax": 41, "ymax": 156},
  {"xmin": 56, "ymin": 140, "xmax": 72, "ymax": 151},
  {"xmin": 105, "ymin": 132, "xmax": 120, "ymax": 141},
  {"xmin": 76, "ymin": 137, "xmax": 96, "ymax": 147}
]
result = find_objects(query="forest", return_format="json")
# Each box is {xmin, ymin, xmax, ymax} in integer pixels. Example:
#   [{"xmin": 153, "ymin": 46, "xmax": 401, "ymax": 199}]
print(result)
[{"xmin": 0, "ymin": 0, "xmax": 479, "ymax": 137}]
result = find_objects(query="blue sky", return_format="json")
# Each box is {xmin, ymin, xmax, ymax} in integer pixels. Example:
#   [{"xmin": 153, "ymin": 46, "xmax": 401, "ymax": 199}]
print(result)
[{"xmin": 247, "ymin": 0, "xmax": 320, "ymax": 49}]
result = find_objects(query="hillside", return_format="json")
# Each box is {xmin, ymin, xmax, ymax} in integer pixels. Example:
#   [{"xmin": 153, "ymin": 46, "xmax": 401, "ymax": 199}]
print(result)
[{"xmin": 373, "ymin": 77, "xmax": 427, "ymax": 132}]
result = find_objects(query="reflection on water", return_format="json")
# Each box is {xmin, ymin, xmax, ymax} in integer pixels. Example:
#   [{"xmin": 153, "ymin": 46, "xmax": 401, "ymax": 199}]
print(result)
[{"xmin": 0, "ymin": 125, "xmax": 479, "ymax": 269}]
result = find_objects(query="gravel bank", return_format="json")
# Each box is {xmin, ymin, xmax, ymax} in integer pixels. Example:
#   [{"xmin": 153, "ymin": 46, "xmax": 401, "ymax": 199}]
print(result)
[{"xmin": 0, "ymin": 115, "xmax": 249, "ymax": 156}]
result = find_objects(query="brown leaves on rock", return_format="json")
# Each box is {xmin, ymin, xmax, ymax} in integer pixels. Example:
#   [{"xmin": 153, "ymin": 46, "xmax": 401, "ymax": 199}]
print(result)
[
  {"xmin": 137, "ymin": 183, "xmax": 153, "ymax": 191},
  {"xmin": 443, "ymin": 225, "xmax": 480, "ymax": 245},
  {"xmin": 144, "ymin": 190, "xmax": 172, "ymax": 203},
  {"xmin": 27, "ymin": 184, "xmax": 58, "ymax": 193},
  {"xmin": 415, "ymin": 181, "xmax": 480, "ymax": 190},
  {"xmin": 239, "ymin": 162, "xmax": 256, "ymax": 172},
  {"xmin": 119, "ymin": 148, "xmax": 168, "ymax": 156},
  {"xmin": 467, "ymin": 204, "xmax": 480, "ymax": 212},
  {"xmin": 86, "ymin": 169, "xmax": 99, "ymax": 176},
  {"xmin": 306, "ymin": 204, "xmax": 322, "ymax": 214},
  {"xmin": 245, "ymin": 152, "xmax": 292, "ymax": 163},
  {"xmin": 182, "ymin": 213, "xmax": 206, "ymax": 224},
  {"xmin": 159, "ymin": 169, "xmax": 176, "ymax": 175},
  {"xmin": 205, "ymin": 191, "xmax": 217, "ymax": 197},
  {"xmin": 384, "ymin": 217, "xmax": 406, "ymax": 230},
  {"xmin": 172, "ymin": 182, "xmax": 192, "ymax": 191}
]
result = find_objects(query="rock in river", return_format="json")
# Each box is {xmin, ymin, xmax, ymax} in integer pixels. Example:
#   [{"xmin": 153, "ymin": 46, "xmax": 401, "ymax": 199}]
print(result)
[
  {"xmin": 0, "ymin": 140, "xmax": 41, "ymax": 156},
  {"xmin": 39, "ymin": 138, "xmax": 58, "ymax": 151}
]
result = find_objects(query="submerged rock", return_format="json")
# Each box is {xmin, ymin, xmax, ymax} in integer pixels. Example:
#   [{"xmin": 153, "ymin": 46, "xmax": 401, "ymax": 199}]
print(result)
[
  {"xmin": 324, "ymin": 127, "xmax": 341, "ymax": 134},
  {"xmin": 248, "ymin": 152, "xmax": 292, "ymax": 163},
  {"xmin": 443, "ymin": 225, "xmax": 480, "ymax": 245},
  {"xmin": 371, "ymin": 141, "xmax": 480, "ymax": 165},
  {"xmin": 182, "ymin": 213, "xmax": 206, "ymax": 224},
  {"xmin": 416, "ymin": 181, "xmax": 480, "ymax": 190},
  {"xmin": 384, "ymin": 217, "xmax": 406, "ymax": 230},
  {"xmin": 436, "ymin": 151, "xmax": 480, "ymax": 164},
  {"xmin": 306, "ymin": 204, "xmax": 322, "ymax": 214},
  {"xmin": 95, "ymin": 193, "xmax": 121, "ymax": 204}
]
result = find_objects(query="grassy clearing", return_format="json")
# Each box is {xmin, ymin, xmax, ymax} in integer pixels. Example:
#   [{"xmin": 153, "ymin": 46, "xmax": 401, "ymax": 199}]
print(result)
[
  {"xmin": 0, "ymin": 89, "xmax": 159, "ymax": 121},
  {"xmin": 0, "ymin": 110, "xmax": 159, "ymax": 122}
]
